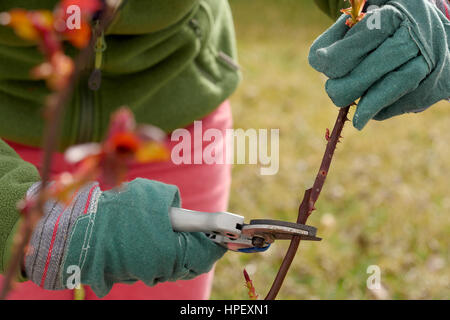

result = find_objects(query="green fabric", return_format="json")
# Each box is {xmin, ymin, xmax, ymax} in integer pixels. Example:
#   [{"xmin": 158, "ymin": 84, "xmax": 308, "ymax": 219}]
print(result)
[
  {"xmin": 0, "ymin": 0, "xmax": 241, "ymax": 148},
  {"xmin": 309, "ymin": 0, "xmax": 450, "ymax": 129},
  {"xmin": 0, "ymin": 139, "xmax": 40, "ymax": 275},
  {"xmin": 4, "ymin": 219, "xmax": 28, "ymax": 282},
  {"xmin": 61, "ymin": 178, "xmax": 227, "ymax": 298}
]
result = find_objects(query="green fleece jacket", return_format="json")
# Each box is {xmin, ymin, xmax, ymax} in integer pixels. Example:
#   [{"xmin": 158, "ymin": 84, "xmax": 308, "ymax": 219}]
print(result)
[{"xmin": 0, "ymin": 1, "xmax": 345, "ymax": 276}]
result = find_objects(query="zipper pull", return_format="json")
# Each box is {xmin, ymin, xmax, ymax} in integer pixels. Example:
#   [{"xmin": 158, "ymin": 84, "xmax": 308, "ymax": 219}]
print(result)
[
  {"xmin": 89, "ymin": 21, "xmax": 107, "ymax": 91},
  {"xmin": 189, "ymin": 18, "xmax": 202, "ymax": 38}
]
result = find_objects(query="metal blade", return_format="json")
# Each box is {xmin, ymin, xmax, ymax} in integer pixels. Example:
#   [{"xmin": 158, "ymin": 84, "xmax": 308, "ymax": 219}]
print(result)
[{"xmin": 242, "ymin": 219, "xmax": 322, "ymax": 242}]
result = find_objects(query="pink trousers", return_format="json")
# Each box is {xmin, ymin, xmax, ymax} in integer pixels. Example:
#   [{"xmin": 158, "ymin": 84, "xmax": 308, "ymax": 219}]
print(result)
[{"xmin": 1, "ymin": 100, "xmax": 232, "ymax": 300}]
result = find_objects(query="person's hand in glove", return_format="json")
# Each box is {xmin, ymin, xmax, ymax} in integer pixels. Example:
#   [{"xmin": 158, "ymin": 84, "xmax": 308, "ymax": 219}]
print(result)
[
  {"xmin": 23, "ymin": 178, "xmax": 227, "ymax": 298},
  {"xmin": 309, "ymin": 0, "xmax": 450, "ymax": 130}
]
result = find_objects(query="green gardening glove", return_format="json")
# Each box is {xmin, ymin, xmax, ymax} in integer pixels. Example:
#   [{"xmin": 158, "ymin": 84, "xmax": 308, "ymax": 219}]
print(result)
[
  {"xmin": 309, "ymin": 0, "xmax": 450, "ymax": 130},
  {"xmin": 24, "ymin": 178, "xmax": 227, "ymax": 298}
]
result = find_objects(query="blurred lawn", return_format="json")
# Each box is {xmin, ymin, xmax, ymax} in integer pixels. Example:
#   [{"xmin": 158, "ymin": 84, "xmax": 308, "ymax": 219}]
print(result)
[{"xmin": 211, "ymin": 0, "xmax": 450, "ymax": 299}]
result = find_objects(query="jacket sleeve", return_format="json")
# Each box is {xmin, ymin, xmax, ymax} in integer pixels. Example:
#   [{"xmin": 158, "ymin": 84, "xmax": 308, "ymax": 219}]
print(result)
[
  {"xmin": 314, "ymin": 0, "xmax": 348, "ymax": 20},
  {"xmin": 0, "ymin": 139, "xmax": 40, "ymax": 275}
]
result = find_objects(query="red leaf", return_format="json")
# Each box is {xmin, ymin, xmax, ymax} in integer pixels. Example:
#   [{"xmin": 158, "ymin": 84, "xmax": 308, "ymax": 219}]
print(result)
[{"xmin": 243, "ymin": 269, "xmax": 259, "ymax": 300}]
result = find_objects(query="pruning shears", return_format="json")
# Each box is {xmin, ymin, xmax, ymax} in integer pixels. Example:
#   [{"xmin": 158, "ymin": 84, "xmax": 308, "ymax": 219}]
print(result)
[{"xmin": 169, "ymin": 208, "xmax": 321, "ymax": 253}]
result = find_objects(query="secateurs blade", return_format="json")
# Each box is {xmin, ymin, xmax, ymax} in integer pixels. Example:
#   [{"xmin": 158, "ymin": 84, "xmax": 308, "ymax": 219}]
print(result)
[{"xmin": 169, "ymin": 208, "xmax": 321, "ymax": 253}]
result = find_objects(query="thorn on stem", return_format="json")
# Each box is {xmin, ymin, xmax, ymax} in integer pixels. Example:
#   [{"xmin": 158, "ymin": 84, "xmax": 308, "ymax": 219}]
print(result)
[{"xmin": 325, "ymin": 128, "xmax": 330, "ymax": 141}]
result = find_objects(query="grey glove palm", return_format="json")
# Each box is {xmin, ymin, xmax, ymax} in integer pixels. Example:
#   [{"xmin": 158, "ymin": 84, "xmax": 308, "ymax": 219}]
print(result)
[{"xmin": 309, "ymin": 0, "xmax": 450, "ymax": 129}]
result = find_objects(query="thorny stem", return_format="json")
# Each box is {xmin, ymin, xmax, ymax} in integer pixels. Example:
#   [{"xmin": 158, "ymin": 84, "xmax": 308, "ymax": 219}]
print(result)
[
  {"xmin": 264, "ymin": 0, "xmax": 366, "ymax": 300},
  {"xmin": 0, "ymin": 3, "xmax": 121, "ymax": 300},
  {"xmin": 265, "ymin": 106, "xmax": 350, "ymax": 300}
]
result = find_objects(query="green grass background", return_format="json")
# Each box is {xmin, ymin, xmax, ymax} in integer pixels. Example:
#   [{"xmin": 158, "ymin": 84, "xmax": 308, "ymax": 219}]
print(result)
[{"xmin": 211, "ymin": 0, "xmax": 450, "ymax": 300}]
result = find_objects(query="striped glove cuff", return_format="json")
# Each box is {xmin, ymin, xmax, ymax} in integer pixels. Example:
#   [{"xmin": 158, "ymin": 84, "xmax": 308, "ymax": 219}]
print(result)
[
  {"xmin": 429, "ymin": 0, "xmax": 450, "ymax": 20},
  {"xmin": 24, "ymin": 182, "xmax": 101, "ymax": 290}
]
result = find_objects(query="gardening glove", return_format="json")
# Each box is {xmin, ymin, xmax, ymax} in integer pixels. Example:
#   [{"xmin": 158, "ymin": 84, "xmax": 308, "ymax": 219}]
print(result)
[
  {"xmin": 309, "ymin": 0, "xmax": 450, "ymax": 130},
  {"xmin": 24, "ymin": 178, "xmax": 227, "ymax": 298}
]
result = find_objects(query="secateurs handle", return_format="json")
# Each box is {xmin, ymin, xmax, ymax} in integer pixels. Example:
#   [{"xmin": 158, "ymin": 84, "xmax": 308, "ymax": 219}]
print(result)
[{"xmin": 169, "ymin": 207, "xmax": 244, "ymax": 239}]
